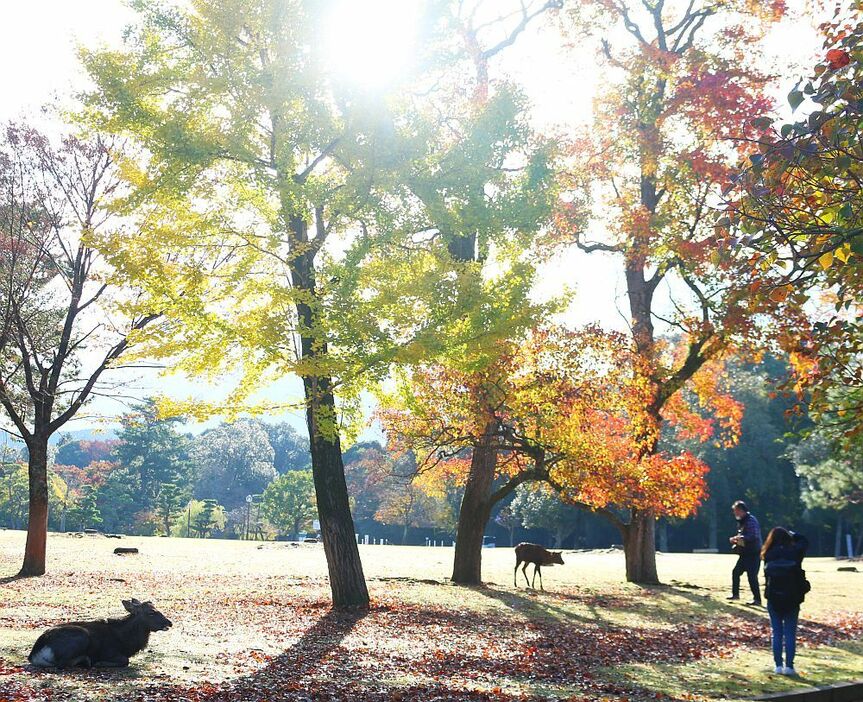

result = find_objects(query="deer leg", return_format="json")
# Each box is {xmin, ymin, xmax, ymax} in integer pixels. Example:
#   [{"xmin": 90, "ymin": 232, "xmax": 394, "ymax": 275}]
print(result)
[
  {"xmin": 532, "ymin": 564, "xmax": 540, "ymax": 589},
  {"xmin": 514, "ymin": 559, "xmax": 521, "ymax": 587},
  {"xmin": 521, "ymin": 562, "xmax": 531, "ymax": 587},
  {"xmin": 94, "ymin": 656, "xmax": 129, "ymax": 668},
  {"xmin": 538, "ymin": 566, "xmax": 544, "ymax": 591}
]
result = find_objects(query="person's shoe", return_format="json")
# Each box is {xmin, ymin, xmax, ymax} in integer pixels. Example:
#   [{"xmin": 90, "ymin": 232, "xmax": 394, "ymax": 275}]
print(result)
[
  {"xmin": 726, "ymin": 595, "xmax": 740, "ymax": 601},
  {"xmin": 783, "ymin": 667, "xmax": 797, "ymax": 676},
  {"xmin": 774, "ymin": 666, "xmax": 784, "ymax": 674},
  {"xmin": 745, "ymin": 600, "xmax": 762, "ymax": 607}
]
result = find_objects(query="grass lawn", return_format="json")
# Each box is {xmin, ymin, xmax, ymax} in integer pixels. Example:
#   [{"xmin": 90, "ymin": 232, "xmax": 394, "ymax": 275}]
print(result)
[{"xmin": 0, "ymin": 530, "xmax": 861, "ymax": 701}]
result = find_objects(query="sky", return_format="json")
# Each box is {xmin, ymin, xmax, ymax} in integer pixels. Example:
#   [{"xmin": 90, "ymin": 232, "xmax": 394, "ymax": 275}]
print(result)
[{"xmin": 0, "ymin": 0, "xmax": 824, "ymax": 440}]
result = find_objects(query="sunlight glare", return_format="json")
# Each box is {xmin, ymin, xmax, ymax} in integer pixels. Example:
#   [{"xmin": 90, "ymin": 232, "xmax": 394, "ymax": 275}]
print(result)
[{"xmin": 324, "ymin": 0, "xmax": 421, "ymax": 89}]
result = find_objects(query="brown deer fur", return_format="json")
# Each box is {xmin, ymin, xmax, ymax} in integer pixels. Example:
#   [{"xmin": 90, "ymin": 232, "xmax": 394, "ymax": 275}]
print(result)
[{"xmin": 514, "ymin": 542, "xmax": 564, "ymax": 590}]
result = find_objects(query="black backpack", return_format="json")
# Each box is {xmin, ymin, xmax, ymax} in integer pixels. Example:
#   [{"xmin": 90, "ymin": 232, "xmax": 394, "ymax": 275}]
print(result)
[{"xmin": 765, "ymin": 558, "xmax": 811, "ymax": 607}]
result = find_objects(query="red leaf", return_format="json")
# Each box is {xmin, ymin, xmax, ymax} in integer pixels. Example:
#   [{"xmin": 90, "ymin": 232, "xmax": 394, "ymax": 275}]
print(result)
[{"xmin": 826, "ymin": 49, "xmax": 851, "ymax": 69}]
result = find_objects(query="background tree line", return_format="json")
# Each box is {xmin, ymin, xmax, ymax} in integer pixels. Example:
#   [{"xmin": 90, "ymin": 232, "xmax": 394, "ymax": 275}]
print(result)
[{"xmin": 2, "ymin": 356, "xmax": 859, "ymax": 556}]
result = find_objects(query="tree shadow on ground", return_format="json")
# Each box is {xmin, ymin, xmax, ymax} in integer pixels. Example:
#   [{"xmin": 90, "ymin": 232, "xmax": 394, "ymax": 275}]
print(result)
[
  {"xmin": 465, "ymin": 582, "xmax": 863, "ymax": 701},
  {"xmin": 142, "ymin": 605, "xmax": 556, "ymax": 702},
  {"xmin": 6, "ymin": 586, "xmax": 860, "ymax": 702}
]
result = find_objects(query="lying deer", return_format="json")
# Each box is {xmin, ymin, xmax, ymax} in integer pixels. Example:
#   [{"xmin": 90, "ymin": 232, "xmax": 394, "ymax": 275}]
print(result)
[
  {"xmin": 514, "ymin": 542, "xmax": 564, "ymax": 590},
  {"xmin": 28, "ymin": 598, "xmax": 172, "ymax": 668}
]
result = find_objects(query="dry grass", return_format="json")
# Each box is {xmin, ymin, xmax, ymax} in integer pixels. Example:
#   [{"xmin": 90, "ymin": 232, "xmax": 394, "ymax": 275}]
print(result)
[{"xmin": 0, "ymin": 530, "xmax": 861, "ymax": 701}]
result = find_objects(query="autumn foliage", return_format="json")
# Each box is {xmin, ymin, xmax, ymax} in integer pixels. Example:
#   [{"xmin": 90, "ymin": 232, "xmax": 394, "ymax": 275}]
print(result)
[
  {"xmin": 380, "ymin": 325, "xmax": 743, "ymax": 525},
  {"xmin": 731, "ymin": 5, "xmax": 863, "ymax": 438}
]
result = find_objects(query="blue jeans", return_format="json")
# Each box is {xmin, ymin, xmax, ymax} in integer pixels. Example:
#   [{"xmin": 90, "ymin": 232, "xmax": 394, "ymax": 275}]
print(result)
[{"xmin": 768, "ymin": 603, "xmax": 799, "ymax": 668}]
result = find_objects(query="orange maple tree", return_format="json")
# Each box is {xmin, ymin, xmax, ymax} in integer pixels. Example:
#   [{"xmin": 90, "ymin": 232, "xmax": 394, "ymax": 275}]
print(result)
[
  {"xmin": 552, "ymin": 0, "xmax": 795, "ymax": 581},
  {"xmin": 380, "ymin": 326, "xmax": 742, "ymax": 573}
]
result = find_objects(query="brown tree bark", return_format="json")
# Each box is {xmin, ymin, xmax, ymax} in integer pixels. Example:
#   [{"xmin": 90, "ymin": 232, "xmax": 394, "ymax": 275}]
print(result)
[
  {"xmin": 450, "ymin": 424, "xmax": 555, "ymax": 585},
  {"xmin": 291, "ymin": 214, "xmax": 369, "ymax": 609},
  {"xmin": 621, "ymin": 509, "xmax": 659, "ymax": 585},
  {"xmin": 304, "ymin": 392, "xmax": 369, "ymax": 607},
  {"xmin": 20, "ymin": 437, "xmax": 49, "ymax": 577},
  {"xmin": 450, "ymin": 425, "xmax": 497, "ymax": 585}
]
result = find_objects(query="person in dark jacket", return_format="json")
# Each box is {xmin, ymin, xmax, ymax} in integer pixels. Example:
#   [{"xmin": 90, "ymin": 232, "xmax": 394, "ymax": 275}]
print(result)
[
  {"xmin": 762, "ymin": 527, "xmax": 809, "ymax": 675},
  {"xmin": 727, "ymin": 500, "xmax": 762, "ymax": 605}
]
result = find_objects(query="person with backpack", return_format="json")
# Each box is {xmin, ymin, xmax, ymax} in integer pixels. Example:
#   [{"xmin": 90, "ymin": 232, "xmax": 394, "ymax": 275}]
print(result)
[
  {"xmin": 727, "ymin": 500, "xmax": 763, "ymax": 605},
  {"xmin": 762, "ymin": 527, "xmax": 810, "ymax": 676}
]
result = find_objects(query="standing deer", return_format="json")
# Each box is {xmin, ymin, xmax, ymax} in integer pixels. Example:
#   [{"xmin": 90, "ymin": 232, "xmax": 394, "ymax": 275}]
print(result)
[
  {"xmin": 514, "ymin": 542, "xmax": 564, "ymax": 590},
  {"xmin": 28, "ymin": 598, "xmax": 172, "ymax": 668}
]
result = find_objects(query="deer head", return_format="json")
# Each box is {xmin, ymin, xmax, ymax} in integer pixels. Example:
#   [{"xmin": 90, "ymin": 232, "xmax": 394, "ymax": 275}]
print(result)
[{"xmin": 122, "ymin": 599, "xmax": 173, "ymax": 631}]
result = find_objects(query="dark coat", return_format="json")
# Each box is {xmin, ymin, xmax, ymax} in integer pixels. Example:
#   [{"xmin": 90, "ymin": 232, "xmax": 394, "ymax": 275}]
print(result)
[
  {"xmin": 735, "ymin": 512, "xmax": 763, "ymax": 555},
  {"xmin": 764, "ymin": 532, "xmax": 809, "ymax": 613}
]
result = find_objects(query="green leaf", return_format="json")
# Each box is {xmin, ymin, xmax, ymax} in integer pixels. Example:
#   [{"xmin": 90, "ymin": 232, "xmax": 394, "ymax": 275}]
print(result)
[{"xmin": 788, "ymin": 89, "xmax": 805, "ymax": 111}]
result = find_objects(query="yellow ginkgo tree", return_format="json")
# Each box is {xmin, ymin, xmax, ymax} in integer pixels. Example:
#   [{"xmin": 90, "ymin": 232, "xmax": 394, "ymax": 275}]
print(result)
[{"xmin": 81, "ymin": 0, "xmax": 555, "ymax": 607}]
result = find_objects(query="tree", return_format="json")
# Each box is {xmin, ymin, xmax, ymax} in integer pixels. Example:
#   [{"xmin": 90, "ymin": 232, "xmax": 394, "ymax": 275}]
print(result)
[
  {"xmin": 495, "ymin": 505, "xmax": 518, "ymax": 547},
  {"xmin": 263, "ymin": 422, "xmax": 311, "ymax": 474},
  {"xmin": 393, "ymin": 0, "xmax": 560, "ymax": 586},
  {"xmin": 154, "ymin": 482, "xmax": 186, "ymax": 537},
  {"xmin": 171, "ymin": 499, "xmax": 228, "ymax": 539},
  {"xmin": 54, "ymin": 459, "xmax": 115, "ymax": 533},
  {"xmin": 96, "ymin": 466, "xmax": 143, "ymax": 535},
  {"xmin": 192, "ymin": 420, "xmax": 277, "ymax": 510},
  {"xmin": 56, "ymin": 438, "xmax": 116, "ymax": 469},
  {"xmin": 555, "ymin": 0, "xmax": 787, "ymax": 582},
  {"xmin": 789, "ymin": 408, "xmax": 863, "ymax": 557},
  {"xmin": 380, "ymin": 334, "xmax": 566, "ymax": 583},
  {"xmin": 0, "ymin": 125, "xmax": 160, "ymax": 576},
  {"xmin": 684, "ymin": 358, "xmax": 805, "ymax": 550},
  {"xmin": 113, "ymin": 399, "xmax": 194, "ymax": 510},
  {"xmin": 260, "ymin": 470, "xmax": 316, "ymax": 539},
  {"xmin": 343, "ymin": 442, "xmax": 393, "ymax": 523},
  {"xmin": 383, "ymin": 325, "xmax": 729, "ymax": 581},
  {"xmin": 66, "ymin": 484, "xmax": 102, "ymax": 532},
  {"xmin": 82, "ymin": 0, "xmax": 555, "ymax": 605},
  {"xmin": 375, "ymin": 475, "xmax": 452, "ymax": 546},
  {"xmin": 0, "ymin": 461, "xmax": 28, "ymax": 530},
  {"xmin": 188, "ymin": 498, "xmax": 224, "ymax": 538},
  {"xmin": 732, "ymin": 7, "xmax": 863, "ymax": 436}
]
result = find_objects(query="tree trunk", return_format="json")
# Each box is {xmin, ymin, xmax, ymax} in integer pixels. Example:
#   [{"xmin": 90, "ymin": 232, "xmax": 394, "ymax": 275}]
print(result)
[
  {"xmin": 288, "ymin": 211, "xmax": 368, "ymax": 609},
  {"xmin": 708, "ymin": 500, "xmax": 718, "ymax": 550},
  {"xmin": 20, "ymin": 438, "xmax": 49, "ymax": 577},
  {"xmin": 451, "ymin": 422, "xmax": 497, "ymax": 585},
  {"xmin": 834, "ymin": 513, "xmax": 843, "ymax": 558},
  {"xmin": 304, "ymin": 381, "xmax": 369, "ymax": 608},
  {"xmin": 657, "ymin": 518, "xmax": 669, "ymax": 553},
  {"xmin": 621, "ymin": 510, "xmax": 659, "ymax": 584}
]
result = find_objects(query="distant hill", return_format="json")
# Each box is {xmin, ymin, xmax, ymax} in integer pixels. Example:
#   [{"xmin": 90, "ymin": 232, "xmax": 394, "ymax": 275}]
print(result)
[{"xmin": 52, "ymin": 427, "xmax": 119, "ymax": 445}]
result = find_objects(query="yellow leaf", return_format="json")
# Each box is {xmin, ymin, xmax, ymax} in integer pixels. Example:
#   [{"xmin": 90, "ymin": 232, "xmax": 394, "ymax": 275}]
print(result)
[
  {"xmin": 835, "ymin": 244, "xmax": 851, "ymax": 263},
  {"xmin": 819, "ymin": 251, "xmax": 834, "ymax": 269}
]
